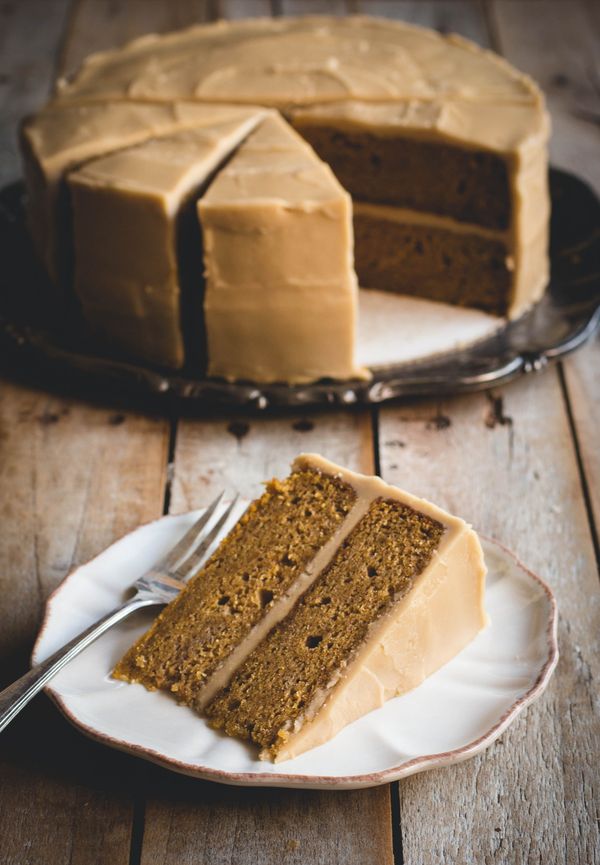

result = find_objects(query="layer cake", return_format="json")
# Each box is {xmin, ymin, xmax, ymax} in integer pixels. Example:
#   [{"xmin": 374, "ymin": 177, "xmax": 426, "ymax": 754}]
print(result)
[
  {"xmin": 20, "ymin": 15, "xmax": 551, "ymax": 381},
  {"xmin": 114, "ymin": 454, "xmax": 487, "ymax": 762}
]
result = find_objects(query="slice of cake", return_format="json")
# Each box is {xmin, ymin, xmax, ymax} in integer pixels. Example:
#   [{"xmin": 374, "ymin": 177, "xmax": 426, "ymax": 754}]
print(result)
[
  {"xmin": 113, "ymin": 461, "xmax": 358, "ymax": 707},
  {"xmin": 290, "ymin": 99, "xmax": 549, "ymax": 318},
  {"xmin": 114, "ymin": 454, "xmax": 487, "ymax": 762},
  {"xmin": 68, "ymin": 109, "xmax": 265, "ymax": 368},
  {"xmin": 197, "ymin": 114, "xmax": 365, "ymax": 383},
  {"xmin": 20, "ymin": 100, "xmax": 267, "ymax": 287}
]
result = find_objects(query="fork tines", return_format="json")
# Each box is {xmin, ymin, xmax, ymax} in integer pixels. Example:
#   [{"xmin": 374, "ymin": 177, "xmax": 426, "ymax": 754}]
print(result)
[
  {"xmin": 173, "ymin": 494, "xmax": 241, "ymax": 581},
  {"xmin": 156, "ymin": 491, "xmax": 226, "ymax": 573}
]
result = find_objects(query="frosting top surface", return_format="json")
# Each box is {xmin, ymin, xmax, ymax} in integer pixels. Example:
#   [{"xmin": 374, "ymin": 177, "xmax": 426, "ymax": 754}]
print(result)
[
  {"xmin": 56, "ymin": 16, "xmax": 540, "ymax": 107},
  {"xmin": 24, "ymin": 101, "xmax": 265, "ymax": 169},
  {"xmin": 69, "ymin": 111, "xmax": 262, "ymax": 198},
  {"xmin": 201, "ymin": 113, "xmax": 346, "ymax": 207}
]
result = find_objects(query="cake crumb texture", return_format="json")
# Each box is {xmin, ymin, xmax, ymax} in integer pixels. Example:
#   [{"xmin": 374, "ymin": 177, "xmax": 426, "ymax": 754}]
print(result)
[
  {"xmin": 112, "ymin": 469, "xmax": 356, "ymax": 703},
  {"xmin": 206, "ymin": 498, "xmax": 445, "ymax": 758}
]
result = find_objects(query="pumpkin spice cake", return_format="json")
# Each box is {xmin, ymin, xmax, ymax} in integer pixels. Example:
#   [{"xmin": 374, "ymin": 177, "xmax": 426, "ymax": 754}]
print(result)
[
  {"xmin": 20, "ymin": 15, "xmax": 551, "ymax": 382},
  {"xmin": 114, "ymin": 454, "xmax": 487, "ymax": 762}
]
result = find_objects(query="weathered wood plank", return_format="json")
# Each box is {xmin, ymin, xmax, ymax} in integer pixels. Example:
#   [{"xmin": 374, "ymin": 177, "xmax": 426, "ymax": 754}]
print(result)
[
  {"xmin": 1, "ymin": 5, "xmax": 172, "ymax": 863},
  {"xmin": 491, "ymin": 0, "xmax": 600, "ymax": 571},
  {"xmin": 379, "ymin": 373, "xmax": 600, "ymax": 865},
  {"xmin": 491, "ymin": 0, "xmax": 600, "ymax": 191},
  {"xmin": 0, "ymin": 380, "xmax": 170, "ymax": 865},
  {"xmin": 365, "ymin": 3, "xmax": 599, "ymax": 864},
  {"xmin": 170, "ymin": 411, "xmax": 373, "ymax": 507},
  {"xmin": 0, "ymin": 0, "xmax": 71, "ymax": 186},
  {"xmin": 218, "ymin": 0, "xmax": 272, "ymax": 19},
  {"xmin": 562, "ymin": 336, "xmax": 600, "ymax": 542},
  {"xmin": 279, "ymin": 0, "xmax": 349, "ymax": 16},
  {"xmin": 61, "ymin": 0, "xmax": 213, "ymax": 79},
  {"xmin": 141, "ymin": 409, "xmax": 394, "ymax": 865},
  {"xmin": 353, "ymin": 0, "xmax": 490, "ymax": 46}
]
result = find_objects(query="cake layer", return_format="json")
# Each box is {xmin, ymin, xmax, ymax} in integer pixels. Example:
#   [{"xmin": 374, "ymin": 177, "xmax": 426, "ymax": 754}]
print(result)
[
  {"xmin": 21, "ymin": 100, "xmax": 265, "ymax": 285},
  {"xmin": 56, "ymin": 16, "xmax": 538, "ymax": 106},
  {"xmin": 113, "ymin": 467, "xmax": 357, "ymax": 708},
  {"xmin": 199, "ymin": 113, "xmax": 364, "ymax": 383},
  {"xmin": 69, "ymin": 111, "xmax": 264, "ymax": 368},
  {"xmin": 290, "ymin": 119, "xmax": 512, "ymax": 230},
  {"xmin": 291, "ymin": 98, "xmax": 550, "ymax": 319},
  {"xmin": 353, "ymin": 204, "xmax": 512, "ymax": 316}
]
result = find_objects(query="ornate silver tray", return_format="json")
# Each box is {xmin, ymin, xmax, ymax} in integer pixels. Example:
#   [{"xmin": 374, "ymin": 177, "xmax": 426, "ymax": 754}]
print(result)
[{"xmin": 1, "ymin": 167, "xmax": 598, "ymax": 411}]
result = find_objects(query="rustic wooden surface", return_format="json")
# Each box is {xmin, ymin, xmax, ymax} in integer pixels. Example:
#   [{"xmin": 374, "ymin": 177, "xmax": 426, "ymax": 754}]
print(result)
[{"xmin": 0, "ymin": 1, "xmax": 598, "ymax": 863}]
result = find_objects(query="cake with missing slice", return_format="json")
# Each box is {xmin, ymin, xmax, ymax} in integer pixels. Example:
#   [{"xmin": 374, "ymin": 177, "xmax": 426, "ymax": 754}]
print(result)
[{"xmin": 113, "ymin": 454, "xmax": 487, "ymax": 761}]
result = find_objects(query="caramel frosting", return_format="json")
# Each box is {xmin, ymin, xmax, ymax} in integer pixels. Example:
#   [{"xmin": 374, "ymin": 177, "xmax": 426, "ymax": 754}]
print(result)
[
  {"xmin": 21, "ymin": 100, "xmax": 268, "ymax": 282},
  {"xmin": 19, "ymin": 14, "xmax": 551, "ymax": 376},
  {"xmin": 199, "ymin": 113, "xmax": 366, "ymax": 383},
  {"xmin": 271, "ymin": 454, "xmax": 488, "ymax": 762},
  {"xmin": 69, "ymin": 109, "xmax": 265, "ymax": 368},
  {"xmin": 55, "ymin": 17, "xmax": 538, "ymax": 106}
]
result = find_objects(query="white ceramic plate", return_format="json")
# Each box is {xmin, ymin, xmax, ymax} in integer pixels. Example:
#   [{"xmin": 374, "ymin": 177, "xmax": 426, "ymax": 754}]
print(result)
[{"xmin": 32, "ymin": 506, "xmax": 558, "ymax": 790}]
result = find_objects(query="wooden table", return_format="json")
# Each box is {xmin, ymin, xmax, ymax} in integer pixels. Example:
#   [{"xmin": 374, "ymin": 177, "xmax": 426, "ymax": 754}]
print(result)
[{"xmin": 1, "ymin": 2, "xmax": 599, "ymax": 863}]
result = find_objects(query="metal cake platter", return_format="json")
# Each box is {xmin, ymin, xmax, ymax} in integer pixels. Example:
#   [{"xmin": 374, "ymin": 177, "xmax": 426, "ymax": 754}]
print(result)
[{"xmin": 0, "ymin": 167, "xmax": 598, "ymax": 411}]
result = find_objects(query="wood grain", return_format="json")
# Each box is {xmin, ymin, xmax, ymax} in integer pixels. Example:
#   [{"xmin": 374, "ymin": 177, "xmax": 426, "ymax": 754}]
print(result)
[
  {"xmin": 379, "ymin": 373, "xmax": 600, "ymax": 864},
  {"xmin": 60, "ymin": 0, "xmax": 213, "ymax": 78},
  {"xmin": 0, "ymin": 381, "xmax": 169, "ymax": 865},
  {"xmin": 0, "ymin": 0, "xmax": 71, "ymax": 186},
  {"xmin": 0, "ymin": 9, "xmax": 171, "ymax": 863},
  {"xmin": 353, "ymin": 0, "xmax": 490, "ymax": 46},
  {"xmin": 491, "ymin": 0, "xmax": 600, "ymax": 568}
]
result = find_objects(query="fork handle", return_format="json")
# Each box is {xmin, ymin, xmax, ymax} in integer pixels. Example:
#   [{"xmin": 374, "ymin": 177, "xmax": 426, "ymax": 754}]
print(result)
[{"xmin": 0, "ymin": 596, "xmax": 155, "ymax": 734}]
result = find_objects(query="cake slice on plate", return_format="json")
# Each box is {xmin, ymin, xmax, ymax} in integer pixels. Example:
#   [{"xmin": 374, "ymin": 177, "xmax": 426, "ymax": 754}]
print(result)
[{"xmin": 114, "ymin": 454, "xmax": 487, "ymax": 761}]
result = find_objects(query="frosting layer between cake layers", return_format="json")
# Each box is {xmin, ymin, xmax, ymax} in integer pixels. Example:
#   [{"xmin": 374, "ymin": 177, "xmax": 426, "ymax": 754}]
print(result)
[{"xmin": 205, "ymin": 454, "xmax": 487, "ymax": 761}]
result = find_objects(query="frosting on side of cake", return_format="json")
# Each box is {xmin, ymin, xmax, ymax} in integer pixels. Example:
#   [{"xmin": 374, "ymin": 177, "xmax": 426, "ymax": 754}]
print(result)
[
  {"xmin": 21, "ymin": 100, "xmax": 267, "ymax": 283},
  {"xmin": 68, "ymin": 110, "xmax": 265, "ymax": 368},
  {"xmin": 199, "ymin": 113, "xmax": 366, "ymax": 383},
  {"xmin": 55, "ymin": 16, "xmax": 538, "ymax": 106}
]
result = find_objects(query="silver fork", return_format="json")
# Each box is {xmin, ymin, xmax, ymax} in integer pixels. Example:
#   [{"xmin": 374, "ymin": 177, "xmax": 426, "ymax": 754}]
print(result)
[{"xmin": 0, "ymin": 492, "xmax": 240, "ymax": 734}]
